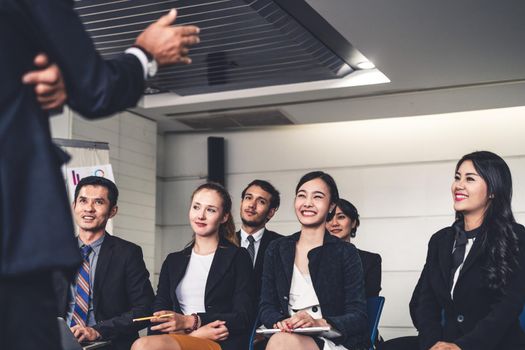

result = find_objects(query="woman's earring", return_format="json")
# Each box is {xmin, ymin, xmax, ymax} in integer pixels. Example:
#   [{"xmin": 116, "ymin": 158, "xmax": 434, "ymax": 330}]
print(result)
[{"xmin": 489, "ymin": 194, "xmax": 495, "ymax": 199}]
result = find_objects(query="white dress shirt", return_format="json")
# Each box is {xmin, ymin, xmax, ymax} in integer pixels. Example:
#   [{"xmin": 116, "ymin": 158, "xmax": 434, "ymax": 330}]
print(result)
[
  {"xmin": 240, "ymin": 227, "xmax": 265, "ymax": 266},
  {"xmin": 124, "ymin": 47, "xmax": 149, "ymax": 79}
]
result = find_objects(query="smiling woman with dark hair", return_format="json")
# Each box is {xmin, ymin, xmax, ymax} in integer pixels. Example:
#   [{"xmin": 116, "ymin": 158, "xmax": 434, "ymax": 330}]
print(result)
[
  {"xmin": 326, "ymin": 198, "xmax": 382, "ymax": 298},
  {"xmin": 260, "ymin": 171, "xmax": 368, "ymax": 350},
  {"xmin": 416, "ymin": 151, "xmax": 525, "ymax": 350}
]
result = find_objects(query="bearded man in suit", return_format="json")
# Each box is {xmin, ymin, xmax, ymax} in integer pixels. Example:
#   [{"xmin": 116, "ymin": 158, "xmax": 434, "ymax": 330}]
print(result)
[{"xmin": 236, "ymin": 180, "xmax": 283, "ymax": 301}]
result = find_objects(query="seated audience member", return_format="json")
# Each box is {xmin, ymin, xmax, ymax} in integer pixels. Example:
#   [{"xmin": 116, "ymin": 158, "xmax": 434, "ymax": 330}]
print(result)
[
  {"xmin": 260, "ymin": 171, "xmax": 368, "ymax": 350},
  {"xmin": 132, "ymin": 182, "xmax": 255, "ymax": 350},
  {"xmin": 54, "ymin": 176, "xmax": 155, "ymax": 350},
  {"xmin": 236, "ymin": 179, "xmax": 283, "ymax": 300},
  {"xmin": 326, "ymin": 199, "xmax": 382, "ymax": 297},
  {"xmin": 237, "ymin": 180, "xmax": 283, "ymax": 350},
  {"xmin": 416, "ymin": 151, "xmax": 525, "ymax": 350}
]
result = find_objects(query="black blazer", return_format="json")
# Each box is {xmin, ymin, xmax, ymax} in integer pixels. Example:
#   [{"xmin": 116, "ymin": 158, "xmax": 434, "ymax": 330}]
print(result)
[
  {"xmin": 153, "ymin": 238, "xmax": 256, "ymax": 350},
  {"xmin": 260, "ymin": 231, "xmax": 368, "ymax": 349},
  {"xmin": 55, "ymin": 234, "xmax": 155, "ymax": 350},
  {"xmin": 236, "ymin": 228, "xmax": 283, "ymax": 300},
  {"xmin": 358, "ymin": 249, "xmax": 382, "ymax": 298},
  {"xmin": 409, "ymin": 271, "xmax": 424, "ymax": 331},
  {"xmin": 1, "ymin": 0, "xmax": 144, "ymax": 276},
  {"xmin": 416, "ymin": 223, "xmax": 525, "ymax": 350}
]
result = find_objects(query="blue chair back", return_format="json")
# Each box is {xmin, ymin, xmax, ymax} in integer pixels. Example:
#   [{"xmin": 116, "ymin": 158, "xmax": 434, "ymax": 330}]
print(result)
[
  {"xmin": 248, "ymin": 311, "xmax": 261, "ymax": 350},
  {"xmin": 367, "ymin": 296, "xmax": 385, "ymax": 350}
]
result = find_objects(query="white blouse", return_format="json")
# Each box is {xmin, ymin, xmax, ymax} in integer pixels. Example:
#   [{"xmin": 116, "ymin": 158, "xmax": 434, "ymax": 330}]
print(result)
[
  {"xmin": 176, "ymin": 250, "xmax": 215, "ymax": 315},
  {"xmin": 288, "ymin": 265, "xmax": 348, "ymax": 350}
]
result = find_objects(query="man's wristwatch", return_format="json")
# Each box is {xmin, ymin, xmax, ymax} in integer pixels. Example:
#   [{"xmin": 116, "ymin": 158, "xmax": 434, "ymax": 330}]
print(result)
[{"xmin": 132, "ymin": 44, "xmax": 158, "ymax": 78}]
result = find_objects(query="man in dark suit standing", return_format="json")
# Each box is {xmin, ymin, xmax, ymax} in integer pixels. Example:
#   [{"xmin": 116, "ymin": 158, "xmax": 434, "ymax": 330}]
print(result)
[
  {"xmin": 236, "ymin": 180, "xmax": 283, "ymax": 301},
  {"xmin": 0, "ymin": 3, "xmax": 199, "ymax": 349},
  {"xmin": 55, "ymin": 176, "xmax": 155, "ymax": 350}
]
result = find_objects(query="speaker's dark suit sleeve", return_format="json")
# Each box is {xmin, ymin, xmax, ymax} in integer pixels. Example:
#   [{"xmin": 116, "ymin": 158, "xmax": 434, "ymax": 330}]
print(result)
[
  {"xmin": 91, "ymin": 239, "xmax": 154, "ymax": 344},
  {"xmin": 16, "ymin": 0, "xmax": 144, "ymax": 117}
]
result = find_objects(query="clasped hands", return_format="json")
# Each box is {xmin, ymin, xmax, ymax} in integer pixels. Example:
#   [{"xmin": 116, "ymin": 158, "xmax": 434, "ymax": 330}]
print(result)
[
  {"xmin": 430, "ymin": 341, "xmax": 461, "ymax": 350},
  {"xmin": 273, "ymin": 311, "xmax": 328, "ymax": 332},
  {"xmin": 150, "ymin": 310, "xmax": 229, "ymax": 341}
]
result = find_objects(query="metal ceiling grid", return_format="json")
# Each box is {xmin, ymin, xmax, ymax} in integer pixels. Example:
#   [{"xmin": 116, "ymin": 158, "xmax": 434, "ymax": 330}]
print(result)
[{"xmin": 75, "ymin": 0, "xmax": 360, "ymax": 95}]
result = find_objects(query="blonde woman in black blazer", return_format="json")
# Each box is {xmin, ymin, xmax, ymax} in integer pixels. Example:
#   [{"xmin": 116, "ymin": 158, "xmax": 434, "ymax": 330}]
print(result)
[
  {"xmin": 416, "ymin": 151, "xmax": 525, "ymax": 350},
  {"xmin": 132, "ymin": 183, "xmax": 255, "ymax": 350}
]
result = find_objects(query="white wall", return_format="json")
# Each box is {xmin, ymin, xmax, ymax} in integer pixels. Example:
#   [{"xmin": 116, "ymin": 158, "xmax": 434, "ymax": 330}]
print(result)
[
  {"xmin": 52, "ymin": 110, "xmax": 158, "ymax": 279},
  {"xmin": 157, "ymin": 106, "xmax": 525, "ymax": 339}
]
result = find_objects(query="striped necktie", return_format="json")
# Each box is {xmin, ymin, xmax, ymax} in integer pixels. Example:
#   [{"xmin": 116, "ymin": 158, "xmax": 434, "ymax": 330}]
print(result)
[
  {"xmin": 71, "ymin": 245, "xmax": 92, "ymax": 327},
  {"xmin": 247, "ymin": 235, "xmax": 255, "ymax": 265}
]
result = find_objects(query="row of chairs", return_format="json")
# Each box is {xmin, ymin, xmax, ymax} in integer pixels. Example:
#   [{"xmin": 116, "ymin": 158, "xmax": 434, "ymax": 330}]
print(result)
[
  {"xmin": 366, "ymin": 298, "xmax": 525, "ymax": 349},
  {"xmin": 249, "ymin": 300, "xmax": 525, "ymax": 350},
  {"xmin": 249, "ymin": 296, "xmax": 386, "ymax": 350}
]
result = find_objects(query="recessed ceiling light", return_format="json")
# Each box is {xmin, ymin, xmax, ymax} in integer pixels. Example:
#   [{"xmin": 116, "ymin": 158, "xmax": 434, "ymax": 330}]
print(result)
[
  {"xmin": 144, "ymin": 86, "xmax": 161, "ymax": 95},
  {"xmin": 356, "ymin": 61, "xmax": 376, "ymax": 70}
]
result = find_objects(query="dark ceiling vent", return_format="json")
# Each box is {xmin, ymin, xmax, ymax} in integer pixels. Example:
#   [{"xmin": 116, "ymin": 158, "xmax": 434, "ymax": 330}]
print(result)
[
  {"xmin": 170, "ymin": 109, "xmax": 293, "ymax": 130},
  {"xmin": 75, "ymin": 0, "xmax": 367, "ymax": 95}
]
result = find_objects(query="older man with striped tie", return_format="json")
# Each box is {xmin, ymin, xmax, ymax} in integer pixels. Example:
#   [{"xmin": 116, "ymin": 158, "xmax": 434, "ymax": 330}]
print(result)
[{"xmin": 55, "ymin": 176, "xmax": 155, "ymax": 350}]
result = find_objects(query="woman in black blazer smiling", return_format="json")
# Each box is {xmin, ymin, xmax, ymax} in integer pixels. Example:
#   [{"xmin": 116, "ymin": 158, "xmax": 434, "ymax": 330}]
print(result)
[
  {"xmin": 417, "ymin": 151, "xmax": 525, "ymax": 350},
  {"xmin": 260, "ymin": 171, "xmax": 368, "ymax": 350},
  {"xmin": 132, "ymin": 183, "xmax": 255, "ymax": 350}
]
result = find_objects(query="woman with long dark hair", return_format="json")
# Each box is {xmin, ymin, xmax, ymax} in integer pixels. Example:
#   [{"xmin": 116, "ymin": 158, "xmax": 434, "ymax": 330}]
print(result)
[
  {"xmin": 260, "ymin": 171, "xmax": 368, "ymax": 350},
  {"xmin": 132, "ymin": 182, "xmax": 255, "ymax": 350},
  {"xmin": 326, "ymin": 198, "xmax": 382, "ymax": 297},
  {"xmin": 416, "ymin": 151, "xmax": 525, "ymax": 350}
]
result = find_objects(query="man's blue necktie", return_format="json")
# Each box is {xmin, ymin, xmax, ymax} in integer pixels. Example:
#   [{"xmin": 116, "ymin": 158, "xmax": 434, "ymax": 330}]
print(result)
[{"xmin": 70, "ymin": 245, "xmax": 92, "ymax": 327}]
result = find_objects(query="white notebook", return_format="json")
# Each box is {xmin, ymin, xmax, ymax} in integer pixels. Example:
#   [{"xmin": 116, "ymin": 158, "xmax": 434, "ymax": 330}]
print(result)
[{"xmin": 256, "ymin": 326, "xmax": 342, "ymax": 339}]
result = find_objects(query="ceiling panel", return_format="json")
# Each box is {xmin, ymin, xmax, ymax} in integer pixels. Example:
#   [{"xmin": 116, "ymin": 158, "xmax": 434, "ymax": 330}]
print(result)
[{"xmin": 75, "ymin": 0, "xmax": 366, "ymax": 95}]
